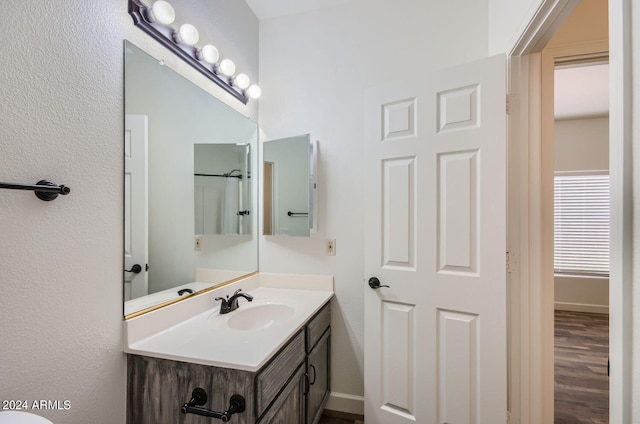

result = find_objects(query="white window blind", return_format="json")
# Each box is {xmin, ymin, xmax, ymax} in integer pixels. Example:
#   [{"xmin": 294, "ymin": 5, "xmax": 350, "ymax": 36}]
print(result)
[{"xmin": 554, "ymin": 172, "xmax": 610, "ymax": 276}]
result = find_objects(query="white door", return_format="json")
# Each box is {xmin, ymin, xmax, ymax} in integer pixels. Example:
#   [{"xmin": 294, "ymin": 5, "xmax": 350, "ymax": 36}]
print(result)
[
  {"xmin": 124, "ymin": 114, "xmax": 149, "ymax": 301},
  {"xmin": 364, "ymin": 55, "xmax": 507, "ymax": 424}
]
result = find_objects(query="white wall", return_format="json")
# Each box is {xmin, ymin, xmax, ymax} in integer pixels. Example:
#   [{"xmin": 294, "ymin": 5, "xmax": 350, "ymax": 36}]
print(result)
[
  {"xmin": 258, "ymin": 0, "xmax": 490, "ymax": 412},
  {"xmin": 489, "ymin": 0, "xmax": 544, "ymax": 54},
  {"xmin": 555, "ymin": 117, "xmax": 609, "ymax": 172},
  {"xmin": 555, "ymin": 275, "xmax": 609, "ymax": 313},
  {"xmin": 0, "ymin": 1, "xmax": 258, "ymax": 423}
]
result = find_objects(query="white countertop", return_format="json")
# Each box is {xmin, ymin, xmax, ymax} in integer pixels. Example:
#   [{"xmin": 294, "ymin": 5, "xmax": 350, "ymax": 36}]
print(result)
[{"xmin": 124, "ymin": 274, "xmax": 333, "ymax": 372}]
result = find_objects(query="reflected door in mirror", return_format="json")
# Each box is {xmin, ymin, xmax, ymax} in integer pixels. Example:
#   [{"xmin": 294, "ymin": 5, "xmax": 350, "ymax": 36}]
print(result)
[{"xmin": 124, "ymin": 114, "xmax": 149, "ymax": 300}]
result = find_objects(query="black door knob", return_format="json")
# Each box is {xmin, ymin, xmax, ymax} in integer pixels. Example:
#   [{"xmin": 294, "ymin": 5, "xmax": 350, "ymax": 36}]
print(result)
[
  {"xmin": 125, "ymin": 264, "xmax": 142, "ymax": 273},
  {"xmin": 368, "ymin": 277, "xmax": 390, "ymax": 289}
]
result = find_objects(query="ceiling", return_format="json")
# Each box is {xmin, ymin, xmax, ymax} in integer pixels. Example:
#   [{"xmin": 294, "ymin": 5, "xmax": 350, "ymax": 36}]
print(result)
[
  {"xmin": 555, "ymin": 62, "xmax": 609, "ymax": 120},
  {"xmin": 244, "ymin": 0, "xmax": 352, "ymax": 20}
]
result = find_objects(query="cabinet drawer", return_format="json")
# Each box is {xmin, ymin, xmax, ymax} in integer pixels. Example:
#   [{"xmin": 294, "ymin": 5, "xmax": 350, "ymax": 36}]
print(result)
[
  {"xmin": 256, "ymin": 330, "xmax": 305, "ymax": 416},
  {"xmin": 306, "ymin": 303, "xmax": 331, "ymax": 351}
]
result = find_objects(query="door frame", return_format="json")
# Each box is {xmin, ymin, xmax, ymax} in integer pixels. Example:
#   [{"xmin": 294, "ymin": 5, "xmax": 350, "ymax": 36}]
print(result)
[{"xmin": 507, "ymin": 0, "xmax": 633, "ymax": 422}]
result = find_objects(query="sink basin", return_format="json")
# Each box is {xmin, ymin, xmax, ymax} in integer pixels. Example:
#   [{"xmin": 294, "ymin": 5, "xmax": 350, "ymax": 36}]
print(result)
[
  {"xmin": 227, "ymin": 304, "xmax": 295, "ymax": 331},
  {"xmin": 0, "ymin": 411, "xmax": 53, "ymax": 424}
]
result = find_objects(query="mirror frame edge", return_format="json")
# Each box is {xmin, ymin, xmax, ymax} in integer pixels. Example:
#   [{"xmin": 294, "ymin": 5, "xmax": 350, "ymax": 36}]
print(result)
[{"xmin": 124, "ymin": 271, "xmax": 259, "ymax": 320}]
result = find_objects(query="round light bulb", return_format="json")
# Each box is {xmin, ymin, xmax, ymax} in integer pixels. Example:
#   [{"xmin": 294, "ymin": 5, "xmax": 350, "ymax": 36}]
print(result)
[
  {"xmin": 196, "ymin": 44, "xmax": 220, "ymax": 64},
  {"xmin": 147, "ymin": 0, "xmax": 175, "ymax": 25},
  {"xmin": 233, "ymin": 73, "xmax": 251, "ymax": 90},
  {"xmin": 173, "ymin": 24, "xmax": 199, "ymax": 46},
  {"xmin": 247, "ymin": 84, "xmax": 262, "ymax": 99},
  {"xmin": 218, "ymin": 59, "xmax": 236, "ymax": 77}
]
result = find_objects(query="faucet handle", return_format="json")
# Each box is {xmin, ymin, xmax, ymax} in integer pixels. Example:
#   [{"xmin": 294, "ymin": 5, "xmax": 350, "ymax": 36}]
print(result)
[{"xmin": 215, "ymin": 296, "xmax": 231, "ymax": 314}]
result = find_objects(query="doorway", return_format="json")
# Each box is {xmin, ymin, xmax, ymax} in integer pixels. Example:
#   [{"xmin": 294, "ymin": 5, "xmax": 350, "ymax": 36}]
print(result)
[
  {"xmin": 552, "ymin": 57, "xmax": 610, "ymax": 422},
  {"xmin": 505, "ymin": 0, "xmax": 634, "ymax": 421}
]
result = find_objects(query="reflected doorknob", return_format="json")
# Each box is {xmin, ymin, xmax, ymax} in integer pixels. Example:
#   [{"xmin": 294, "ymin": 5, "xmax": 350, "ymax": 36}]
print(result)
[{"xmin": 368, "ymin": 277, "xmax": 390, "ymax": 289}]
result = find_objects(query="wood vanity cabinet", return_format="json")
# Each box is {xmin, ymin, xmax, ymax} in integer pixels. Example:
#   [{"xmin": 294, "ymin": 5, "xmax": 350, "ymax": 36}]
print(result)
[
  {"xmin": 127, "ymin": 302, "xmax": 331, "ymax": 424},
  {"xmin": 304, "ymin": 304, "xmax": 331, "ymax": 424}
]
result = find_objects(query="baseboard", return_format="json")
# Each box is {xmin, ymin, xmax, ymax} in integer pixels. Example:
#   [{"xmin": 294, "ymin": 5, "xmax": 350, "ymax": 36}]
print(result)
[
  {"xmin": 325, "ymin": 392, "xmax": 364, "ymax": 416},
  {"xmin": 554, "ymin": 301, "xmax": 609, "ymax": 314}
]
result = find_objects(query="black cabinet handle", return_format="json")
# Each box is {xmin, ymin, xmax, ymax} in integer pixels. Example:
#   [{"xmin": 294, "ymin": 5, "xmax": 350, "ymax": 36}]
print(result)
[
  {"xmin": 303, "ymin": 373, "xmax": 310, "ymax": 395},
  {"xmin": 368, "ymin": 277, "xmax": 390, "ymax": 289},
  {"xmin": 309, "ymin": 364, "xmax": 317, "ymax": 385}
]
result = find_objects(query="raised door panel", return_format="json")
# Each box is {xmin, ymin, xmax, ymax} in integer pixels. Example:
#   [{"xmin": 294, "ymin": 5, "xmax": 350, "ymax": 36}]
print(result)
[{"xmin": 380, "ymin": 301, "xmax": 416, "ymax": 419}]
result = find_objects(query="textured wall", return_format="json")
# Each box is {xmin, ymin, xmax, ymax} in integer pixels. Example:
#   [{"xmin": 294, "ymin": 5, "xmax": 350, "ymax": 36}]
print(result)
[{"xmin": 0, "ymin": 1, "xmax": 257, "ymax": 423}]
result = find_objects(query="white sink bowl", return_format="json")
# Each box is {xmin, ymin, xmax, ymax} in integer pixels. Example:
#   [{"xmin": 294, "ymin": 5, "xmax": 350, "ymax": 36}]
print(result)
[
  {"xmin": 227, "ymin": 304, "xmax": 295, "ymax": 331},
  {"xmin": 0, "ymin": 411, "xmax": 53, "ymax": 424}
]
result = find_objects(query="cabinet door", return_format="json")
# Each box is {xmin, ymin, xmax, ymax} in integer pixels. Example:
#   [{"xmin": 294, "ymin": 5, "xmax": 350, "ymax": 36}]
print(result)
[
  {"xmin": 307, "ymin": 329, "xmax": 330, "ymax": 424},
  {"xmin": 259, "ymin": 364, "xmax": 305, "ymax": 424}
]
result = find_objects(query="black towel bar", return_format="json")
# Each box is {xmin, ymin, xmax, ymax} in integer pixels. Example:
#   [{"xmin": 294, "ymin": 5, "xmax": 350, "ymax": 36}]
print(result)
[{"xmin": 0, "ymin": 180, "xmax": 71, "ymax": 201}]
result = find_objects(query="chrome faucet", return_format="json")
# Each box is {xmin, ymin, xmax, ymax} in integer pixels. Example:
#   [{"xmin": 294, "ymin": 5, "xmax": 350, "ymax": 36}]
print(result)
[{"xmin": 215, "ymin": 289, "xmax": 253, "ymax": 314}]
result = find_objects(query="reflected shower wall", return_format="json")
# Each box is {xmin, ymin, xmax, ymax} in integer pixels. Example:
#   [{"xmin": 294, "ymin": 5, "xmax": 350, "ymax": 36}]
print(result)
[{"xmin": 194, "ymin": 143, "xmax": 251, "ymax": 235}]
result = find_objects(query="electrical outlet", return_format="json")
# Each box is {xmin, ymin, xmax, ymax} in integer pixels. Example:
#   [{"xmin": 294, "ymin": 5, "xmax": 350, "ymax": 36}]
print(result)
[
  {"xmin": 194, "ymin": 236, "xmax": 202, "ymax": 251},
  {"xmin": 327, "ymin": 239, "xmax": 336, "ymax": 256}
]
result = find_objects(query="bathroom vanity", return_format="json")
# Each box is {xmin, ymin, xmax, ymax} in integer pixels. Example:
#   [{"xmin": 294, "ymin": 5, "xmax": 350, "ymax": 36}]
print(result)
[
  {"xmin": 124, "ymin": 275, "xmax": 332, "ymax": 424},
  {"xmin": 123, "ymin": 39, "xmax": 332, "ymax": 424}
]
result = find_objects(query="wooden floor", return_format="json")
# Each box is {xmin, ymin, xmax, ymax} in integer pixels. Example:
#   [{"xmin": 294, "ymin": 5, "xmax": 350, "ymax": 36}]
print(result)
[
  {"xmin": 320, "ymin": 310, "xmax": 609, "ymax": 424},
  {"xmin": 319, "ymin": 410, "xmax": 364, "ymax": 424},
  {"xmin": 318, "ymin": 417, "xmax": 363, "ymax": 424},
  {"xmin": 555, "ymin": 310, "xmax": 609, "ymax": 423}
]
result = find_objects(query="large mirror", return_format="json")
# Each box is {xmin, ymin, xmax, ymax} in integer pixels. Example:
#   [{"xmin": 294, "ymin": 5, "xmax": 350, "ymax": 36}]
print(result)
[
  {"xmin": 263, "ymin": 135, "xmax": 317, "ymax": 237},
  {"xmin": 124, "ymin": 41, "xmax": 258, "ymax": 317}
]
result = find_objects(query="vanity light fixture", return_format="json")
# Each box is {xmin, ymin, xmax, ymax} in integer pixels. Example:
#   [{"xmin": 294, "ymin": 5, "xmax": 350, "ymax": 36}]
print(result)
[
  {"xmin": 216, "ymin": 58, "xmax": 236, "ymax": 77},
  {"xmin": 128, "ymin": 0, "xmax": 261, "ymax": 104},
  {"xmin": 196, "ymin": 44, "xmax": 220, "ymax": 64},
  {"xmin": 247, "ymin": 84, "xmax": 262, "ymax": 100},
  {"xmin": 173, "ymin": 23, "xmax": 199, "ymax": 46},
  {"xmin": 232, "ymin": 73, "xmax": 251, "ymax": 90},
  {"xmin": 146, "ymin": 0, "xmax": 175, "ymax": 25}
]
